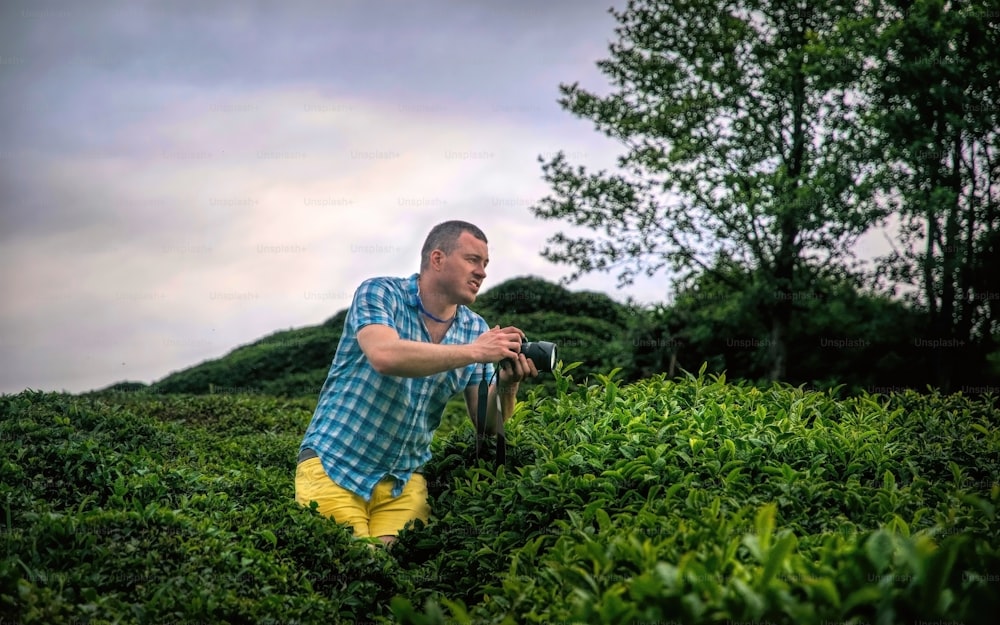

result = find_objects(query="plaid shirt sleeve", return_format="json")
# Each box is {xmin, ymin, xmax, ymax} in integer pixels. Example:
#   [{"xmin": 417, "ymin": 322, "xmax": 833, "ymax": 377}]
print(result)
[{"xmin": 349, "ymin": 277, "xmax": 401, "ymax": 335}]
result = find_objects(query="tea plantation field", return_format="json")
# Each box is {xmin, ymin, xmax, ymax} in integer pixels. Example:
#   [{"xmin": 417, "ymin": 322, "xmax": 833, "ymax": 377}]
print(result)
[{"xmin": 2, "ymin": 366, "xmax": 999, "ymax": 624}]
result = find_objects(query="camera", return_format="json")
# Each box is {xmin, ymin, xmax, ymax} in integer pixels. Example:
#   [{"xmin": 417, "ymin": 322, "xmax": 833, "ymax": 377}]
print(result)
[{"xmin": 502, "ymin": 339, "xmax": 558, "ymax": 373}]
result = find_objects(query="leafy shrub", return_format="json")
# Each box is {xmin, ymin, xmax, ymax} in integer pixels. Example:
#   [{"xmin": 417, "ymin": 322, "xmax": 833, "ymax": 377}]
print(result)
[
  {"xmin": 396, "ymin": 366, "xmax": 1000, "ymax": 624},
  {"xmin": 2, "ymin": 366, "xmax": 998, "ymax": 624}
]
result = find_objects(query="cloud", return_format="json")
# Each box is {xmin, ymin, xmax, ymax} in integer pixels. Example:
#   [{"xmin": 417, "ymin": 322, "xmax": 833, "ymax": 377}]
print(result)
[
  {"xmin": 0, "ymin": 75, "xmax": 631, "ymax": 393},
  {"xmin": 1, "ymin": 0, "xmax": 682, "ymax": 394}
]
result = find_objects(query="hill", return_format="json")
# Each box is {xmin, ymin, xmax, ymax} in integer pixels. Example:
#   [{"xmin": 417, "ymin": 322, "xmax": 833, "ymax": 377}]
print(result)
[
  {"xmin": 95, "ymin": 272, "xmax": 998, "ymax": 399},
  {"xmin": 97, "ymin": 276, "xmax": 630, "ymax": 399}
]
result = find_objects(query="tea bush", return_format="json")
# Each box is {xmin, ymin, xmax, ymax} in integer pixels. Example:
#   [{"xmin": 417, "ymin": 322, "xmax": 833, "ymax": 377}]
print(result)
[{"xmin": 2, "ymin": 365, "xmax": 998, "ymax": 624}]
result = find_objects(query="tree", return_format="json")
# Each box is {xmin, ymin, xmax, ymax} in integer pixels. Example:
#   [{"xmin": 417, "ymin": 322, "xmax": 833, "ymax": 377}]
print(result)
[
  {"xmin": 627, "ymin": 261, "xmax": 931, "ymax": 393},
  {"xmin": 865, "ymin": 0, "xmax": 1000, "ymax": 391},
  {"xmin": 530, "ymin": 0, "xmax": 887, "ymax": 380}
]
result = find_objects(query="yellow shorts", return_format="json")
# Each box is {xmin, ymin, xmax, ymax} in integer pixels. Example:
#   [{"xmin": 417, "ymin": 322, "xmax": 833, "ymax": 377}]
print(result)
[{"xmin": 294, "ymin": 456, "xmax": 430, "ymax": 538}]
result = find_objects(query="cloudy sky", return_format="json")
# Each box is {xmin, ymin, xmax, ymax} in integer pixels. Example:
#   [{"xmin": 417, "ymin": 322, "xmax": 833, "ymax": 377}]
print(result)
[{"xmin": 1, "ymin": 0, "xmax": 682, "ymax": 394}]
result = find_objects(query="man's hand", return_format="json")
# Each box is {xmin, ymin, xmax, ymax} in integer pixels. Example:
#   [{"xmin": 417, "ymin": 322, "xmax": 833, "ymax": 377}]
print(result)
[
  {"xmin": 497, "ymin": 352, "xmax": 539, "ymax": 388},
  {"xmin": 492, "ymin": 341, "xmax": 537, "ymax": 434},
  {"xmin": 472, "ymin": 325, "xmax": 527, "ymax": 364}
]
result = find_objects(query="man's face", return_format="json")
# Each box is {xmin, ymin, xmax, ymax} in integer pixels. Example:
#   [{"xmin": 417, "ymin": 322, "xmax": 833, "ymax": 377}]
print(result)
[{"xmin": 437, "ymin": 231, "xmax": 489, "ymax": 305}]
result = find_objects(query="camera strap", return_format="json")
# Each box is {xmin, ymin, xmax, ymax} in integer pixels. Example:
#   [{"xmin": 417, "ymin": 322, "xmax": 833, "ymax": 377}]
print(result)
[{"xmin": 475, "ymin": 364, "xmax": 505, "ymax": 468}]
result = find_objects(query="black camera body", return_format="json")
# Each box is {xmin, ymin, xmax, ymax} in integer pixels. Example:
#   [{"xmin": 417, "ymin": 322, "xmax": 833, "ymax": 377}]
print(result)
[{"xmin": 501, "ymin": 339, "xmax": 558, "ymax": 373}]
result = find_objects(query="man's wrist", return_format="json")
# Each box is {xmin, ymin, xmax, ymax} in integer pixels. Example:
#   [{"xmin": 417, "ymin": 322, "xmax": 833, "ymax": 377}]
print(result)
[
  {"xmin": 464, "ymin": 342, "xmax": 487, "ymax": 368},
  {"xmin": 497, "ymin": 381, "xmax": 519, "ymax": 396}
]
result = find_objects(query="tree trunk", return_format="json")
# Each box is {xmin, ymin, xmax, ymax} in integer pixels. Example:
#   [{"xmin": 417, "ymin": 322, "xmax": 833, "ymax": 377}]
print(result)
[
  {"xmin": 767, "ymin": 13, "xmax": 808, "ymax": 383},
  {"xmin": 769, "ymin": 311, "xmax": 789, "ymax": 381}
]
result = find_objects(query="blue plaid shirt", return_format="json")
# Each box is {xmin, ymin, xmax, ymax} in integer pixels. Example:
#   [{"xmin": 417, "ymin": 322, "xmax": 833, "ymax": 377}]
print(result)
[{"xmin": 300, "ymin": 273, "xmax": 494, "ymax": 501}]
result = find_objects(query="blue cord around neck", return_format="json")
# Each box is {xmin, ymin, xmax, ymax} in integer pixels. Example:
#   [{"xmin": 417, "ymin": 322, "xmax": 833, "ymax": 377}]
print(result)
[{"xmin": 417, "ymin": 288, "xmax": 456, "ymax": 323}]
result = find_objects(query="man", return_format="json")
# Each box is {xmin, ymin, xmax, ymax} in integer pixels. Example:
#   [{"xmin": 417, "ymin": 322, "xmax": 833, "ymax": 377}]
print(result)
[{"xmin": 295, "ymin": 220, "xmax": 537, "ymax": 547}]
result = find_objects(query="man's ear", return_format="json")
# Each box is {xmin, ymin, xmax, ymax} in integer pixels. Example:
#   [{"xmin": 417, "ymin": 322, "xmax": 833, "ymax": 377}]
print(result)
[{"xmin": 429, "ymin": 249, "xmax": 446, "ymax": 270}]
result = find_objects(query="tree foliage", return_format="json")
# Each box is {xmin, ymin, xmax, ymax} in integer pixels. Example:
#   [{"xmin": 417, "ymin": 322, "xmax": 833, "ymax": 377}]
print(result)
[
  {"xmin": 863, "ymin": 0, "xmax": 1000, "ymax": 390},
  {"xmin": 627, "ymin": 262, "xmax": 933, "ymax": 393},
  {"xmin": 531, "ymin": 0, "xmax": 886, "ymax": 380}
]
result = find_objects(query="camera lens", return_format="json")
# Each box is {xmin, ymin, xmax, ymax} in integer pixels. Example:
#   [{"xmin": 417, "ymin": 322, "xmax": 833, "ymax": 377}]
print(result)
[{"xmin": 522, "ymin": 340, "xmax": 557, "ymax": 373}]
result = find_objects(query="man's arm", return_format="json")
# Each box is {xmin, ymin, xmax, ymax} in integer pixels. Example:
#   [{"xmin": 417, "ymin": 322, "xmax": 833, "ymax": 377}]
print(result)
[{"xmin": 358, "ymin": 324, "xmax": 524, "ymax": 378}]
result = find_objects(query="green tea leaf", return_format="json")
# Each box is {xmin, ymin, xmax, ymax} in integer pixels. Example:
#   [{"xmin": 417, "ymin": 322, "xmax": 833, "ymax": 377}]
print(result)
[
  {"xmin": 258, "ymin": 529, "xmax": 277, "ymax": 548},
  {"xmin": 759, "ymin": 531, "xmax": 797, "ymax": 588},
  {"xmin": 883, "ymin": 470, "xmax": 896, "ymax": 491},
  {"xmin": 865, "ymin": 530, "xmax": 895, "ymax": 572},
  {"xmin": 754, "ymin": 503, "xmax": 777, "ymax": 555},
  {"xmin": 842, "ymin": 584, "xmax": 884, "ymax": 612}
]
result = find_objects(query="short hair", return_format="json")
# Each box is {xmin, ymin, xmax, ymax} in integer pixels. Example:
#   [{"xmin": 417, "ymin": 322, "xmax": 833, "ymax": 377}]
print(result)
[{"xmin": 420, "ymin": 220, "xmax": 488, "ymax": 270}]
